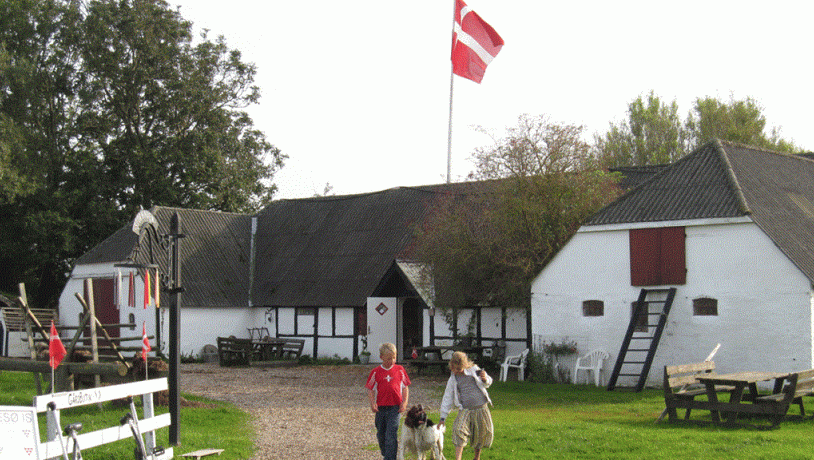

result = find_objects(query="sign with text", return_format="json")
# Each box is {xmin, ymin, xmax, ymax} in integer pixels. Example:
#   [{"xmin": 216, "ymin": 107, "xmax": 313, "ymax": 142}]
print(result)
[{"xmin": 0, "ymin": 406, "xmax": 39, "ymax": 459}]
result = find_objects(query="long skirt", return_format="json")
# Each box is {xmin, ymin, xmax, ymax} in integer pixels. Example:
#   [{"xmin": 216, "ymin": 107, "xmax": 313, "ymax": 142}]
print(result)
[{"xmin": 452, "ymin": 404, "xmax": 493, "ymax": 449}]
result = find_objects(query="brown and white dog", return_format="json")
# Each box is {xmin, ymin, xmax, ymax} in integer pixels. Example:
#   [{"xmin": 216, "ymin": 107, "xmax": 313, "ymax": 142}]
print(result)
[{"xmin": 398, "ymin": 404, "xmax": 445, "ymax": 460}]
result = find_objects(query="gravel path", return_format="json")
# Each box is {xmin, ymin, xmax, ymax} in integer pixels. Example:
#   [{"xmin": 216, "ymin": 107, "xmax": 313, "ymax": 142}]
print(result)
[{"xmin": 180, "ymin": 363, "xmax": 448, "ymax": 459}]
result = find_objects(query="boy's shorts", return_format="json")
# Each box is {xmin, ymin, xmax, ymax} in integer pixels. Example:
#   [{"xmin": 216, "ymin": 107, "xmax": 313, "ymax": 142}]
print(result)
[{"xmin": 452, "ymin": 404, "xmax": 493, "ymax": 449}]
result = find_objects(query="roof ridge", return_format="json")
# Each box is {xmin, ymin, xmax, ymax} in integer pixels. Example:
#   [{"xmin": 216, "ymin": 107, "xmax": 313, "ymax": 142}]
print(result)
[
  {"xmin": 151, "ymin": 205, "xmax": 250, "ymax": 217},
  {"xmin": 714, "ymin": 139, "xmax": 751, "ymax": 215}
]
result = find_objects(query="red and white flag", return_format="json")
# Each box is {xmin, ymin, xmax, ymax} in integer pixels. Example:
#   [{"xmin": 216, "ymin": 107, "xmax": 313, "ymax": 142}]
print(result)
[
  {"xmin": 141, "ymin": 322, "xmax": 151, "ymax": 362},
  {"xmin": 49, "ymin": 321, "xmax": 67, "ymax": 369},
  {"xmin": 451, "ymin": 0, "xmax": 504, "ymax": 83}
]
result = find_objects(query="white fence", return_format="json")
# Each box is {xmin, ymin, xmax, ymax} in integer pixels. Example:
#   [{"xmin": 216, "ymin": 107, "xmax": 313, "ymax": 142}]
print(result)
[{"xmin": 1, "ymin": 378, "xmax": 173, "ymax": 459}]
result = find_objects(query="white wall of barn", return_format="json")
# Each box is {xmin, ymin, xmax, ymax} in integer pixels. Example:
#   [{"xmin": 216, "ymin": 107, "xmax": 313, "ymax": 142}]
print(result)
[
  {"xmin": 531, "ymin": 218, "xmax": 814, "ymax": 387},
  {"xmin": 423, "ymin": 306, "xmax": 528, "ymax": 359}
]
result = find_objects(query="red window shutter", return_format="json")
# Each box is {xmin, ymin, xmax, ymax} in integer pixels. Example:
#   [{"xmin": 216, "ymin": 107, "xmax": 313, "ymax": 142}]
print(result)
[
  {"xmin": 630, "ymin": 228, "xmax": 661, "ymax": 286},
  {"xmin": 629, "ymin": 227, "xmax": 686, "ymax": 286},
  {"xmin": 659, "ymin": 227, "xmax": 686, "ymax": 284}
]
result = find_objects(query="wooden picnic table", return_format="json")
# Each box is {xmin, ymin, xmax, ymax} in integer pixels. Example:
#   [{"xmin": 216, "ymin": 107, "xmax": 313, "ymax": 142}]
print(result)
[
  {"xmin": 406, "ymin": 345, "xmax": 489, "ymax": 374},
  {"xmin": 696, "ymin": 371, "xmax": 790, "ymax": 423}
]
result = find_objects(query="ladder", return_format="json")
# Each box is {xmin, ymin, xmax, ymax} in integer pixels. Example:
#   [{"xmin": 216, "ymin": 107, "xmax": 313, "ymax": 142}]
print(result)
[{"xmin": 607, "ymin": 287, "xmax": 676, "ymax": 392}]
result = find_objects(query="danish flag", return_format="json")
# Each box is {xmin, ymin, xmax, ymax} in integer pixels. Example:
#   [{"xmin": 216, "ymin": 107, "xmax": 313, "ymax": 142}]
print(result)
[
  {"xmin": 451, "ymin": 0, "xmax": 504, "ymax": 83},
  {"xmin": 49, "ymin": 321, "xmax": 66, "ymax": 369},
  {"xmin": 142, "ymin": 322, "xmax": 151, "ymax": 362}
]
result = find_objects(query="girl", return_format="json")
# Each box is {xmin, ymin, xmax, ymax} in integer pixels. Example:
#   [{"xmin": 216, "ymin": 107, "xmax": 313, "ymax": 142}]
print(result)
[{"xmin": 439, "ymin": 351, "xmax": 493, "ymax": 460}]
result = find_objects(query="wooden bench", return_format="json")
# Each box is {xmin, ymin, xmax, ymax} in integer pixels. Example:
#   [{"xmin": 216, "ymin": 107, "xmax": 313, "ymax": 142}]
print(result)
[
  {"xmin": 662, "ymin": 361, "xmax": 734, "ymax": 422},
  {"xmin": 755, "ymin": 369, "xmax": 814, "ymax": 423},
  {"xmin": 217, "ymin": 337, "xmax": 253, "ymax": 366},
  {"xmin": 279, "ymin": 338, "xmax": 305, "ymax": 359}
]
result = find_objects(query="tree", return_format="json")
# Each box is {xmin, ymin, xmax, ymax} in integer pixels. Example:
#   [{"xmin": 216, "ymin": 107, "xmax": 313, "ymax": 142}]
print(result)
[
  {"xmin": 594, "ymin": 91, "xmax": 688, "ymax": 167},
  {"xmin": 596, "ymin": 92, "xmax": 802, "ymax": 168},
  {"xmin": 0, "ymin": 0, "xmax": 284, "ymax": 307},
  {"xmin": 413, "ymin": 115, "xmax": 620, "ymax": 315},
  {"xmin": 686, "ymin": 95, "xmax": 800, "ymax": 153}
]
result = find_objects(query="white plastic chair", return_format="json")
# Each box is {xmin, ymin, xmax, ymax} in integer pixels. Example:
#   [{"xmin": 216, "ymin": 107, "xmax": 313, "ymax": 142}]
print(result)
[
  {"xmin": 573, "ymin": 349, "xmax": 609, "ymax": 386},
  {"xmin": 499, "ymin": 348, "xmax": 530, "ymax": 382}
]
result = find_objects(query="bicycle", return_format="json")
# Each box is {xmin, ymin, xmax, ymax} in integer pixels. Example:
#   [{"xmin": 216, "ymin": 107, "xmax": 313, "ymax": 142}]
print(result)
[
  {"xmin": 47, "ymin": 401, "xmax": 84, "ymax": 460},
  {"xmin": 120, "ymin": 396, "xmax": 165, "ymax": 460},
  {"xmin": 62, "ymin": 422, "xmax": 84, "ymax": 460}
]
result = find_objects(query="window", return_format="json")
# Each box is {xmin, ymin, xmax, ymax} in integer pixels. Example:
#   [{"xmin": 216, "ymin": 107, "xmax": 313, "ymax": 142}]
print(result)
[
  {"xmin": 632, "ymin": 301, "xmax": 648, "ymax": 333},
  {"xmin": 295, "ymin": 307, "xmax": 316, "ymax": 335},
  {"xmin": 693, "ymin": 298, "xmax": 718, "ymax": 316},
  {"xmin": 296, "ymin": 307, "xmax": 315, "ymax": 317},
  {"xmin": 629, "ymin": 226, "xmax": 686, "ymax": 286},
  {"xmin": 582, "ymin": 300, "xmax": 604, "ymax": 317}
]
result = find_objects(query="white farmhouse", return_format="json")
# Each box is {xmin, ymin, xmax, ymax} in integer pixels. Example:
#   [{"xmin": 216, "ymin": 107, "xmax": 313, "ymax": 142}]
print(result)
[
  {"xmin": 57, "ymin": 184, "xmax": 529, "ymax": 363},
  {"xmin": 531, "ymin": 140, "xmax": 814, "ymax": 387}
]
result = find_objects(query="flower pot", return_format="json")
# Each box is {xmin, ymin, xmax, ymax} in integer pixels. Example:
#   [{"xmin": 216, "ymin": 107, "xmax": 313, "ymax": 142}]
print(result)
[{"xmin": 359, "ymin": 353, "xmax": 370, "ymax": 364}]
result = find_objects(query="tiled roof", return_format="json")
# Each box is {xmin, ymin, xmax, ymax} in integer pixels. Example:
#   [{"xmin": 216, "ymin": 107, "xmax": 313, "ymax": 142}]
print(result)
[
  {"xmin": 586, "ymin": 140, "xmax": 814, "ymax": 281},
  {"xmin": 251, "ymin": 184, "xmax": 472, "ymax": 308},
  {"xmin": 73, "ymin": 183, "xmax": 481, "ymax": 310},
  {"xmin": 77, "ymin": 207, "xmax": 251, "ymax": 309}
]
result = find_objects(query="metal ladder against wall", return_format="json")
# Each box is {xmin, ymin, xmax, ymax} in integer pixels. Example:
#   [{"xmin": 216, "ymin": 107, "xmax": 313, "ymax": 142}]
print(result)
[{"xmin": 607, "ymin": 287, "xmax": 676, "ymax": 392}]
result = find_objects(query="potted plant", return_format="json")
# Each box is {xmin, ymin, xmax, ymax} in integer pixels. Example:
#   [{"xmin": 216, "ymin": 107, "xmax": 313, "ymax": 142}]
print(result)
[{"xmin": 359, "ymin": 335, "xmax": 371, "ymax": 364}]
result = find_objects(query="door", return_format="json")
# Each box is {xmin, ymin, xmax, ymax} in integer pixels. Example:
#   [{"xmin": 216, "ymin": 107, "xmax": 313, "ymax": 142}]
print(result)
[
  {"xmin": 366, "ymin": 297, "xmax": 397, "ymax": 364},
  {"xmin": 402, "ymin": 298, "xmax": 423, "ymax": 358}
]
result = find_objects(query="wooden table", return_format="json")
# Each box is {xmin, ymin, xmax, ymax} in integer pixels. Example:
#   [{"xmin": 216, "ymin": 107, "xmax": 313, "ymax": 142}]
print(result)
[
  {"xmin": 406, "ymin": 345, "xmax": 489, "ymax": 374},
  {"xmin": 697, "ymin": 371, "xmax": 790, "ymax": 423},
  {"xmin": 251, "ymin": 338, "xmax": 285, "ymax": 361}
]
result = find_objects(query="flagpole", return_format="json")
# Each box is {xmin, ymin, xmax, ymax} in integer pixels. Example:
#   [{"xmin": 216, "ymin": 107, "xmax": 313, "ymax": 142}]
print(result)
[{"xmin": 447, "ymin": 0, "xmax": 457, "ymax": 183}]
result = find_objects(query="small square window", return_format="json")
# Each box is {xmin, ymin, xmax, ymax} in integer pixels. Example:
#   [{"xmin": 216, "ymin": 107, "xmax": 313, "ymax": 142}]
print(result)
[
  {"xmin": 693, "ymin": 298, "xmax": 718, "ymax": 316},
  {"xmin": 296, "ymin": 307, "xmax": 315, "ymax": 316},
  {"xmin": 582, "ymin": 300, "xmax": 604, "ymax": 317}
]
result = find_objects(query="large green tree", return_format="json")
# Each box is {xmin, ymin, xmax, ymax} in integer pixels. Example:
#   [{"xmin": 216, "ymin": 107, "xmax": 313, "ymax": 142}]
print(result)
[
  {"xmin": 0, "ymin": 0, "xmax": 284, "ymax": 307},
  {"xmin": 596, "ymin": 92, "xmax": 802, "ymax": 167},
  {"xmin": 413, "ymin": 115, "xmax": 620, "ymax": 317}
]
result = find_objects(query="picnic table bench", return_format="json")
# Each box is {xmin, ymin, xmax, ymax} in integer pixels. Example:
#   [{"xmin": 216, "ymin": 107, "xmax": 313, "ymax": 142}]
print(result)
[
  {"xmin": 661, "ymin": 361, "xmax": 734, "ymax": 422},
  {"xmin": 695, "ymin": 369, "xmax": 814, "ymax": 426},
  {"xmin": 754, "ymin": 368, "xmax": 814, "ymax": 419},
  {"xmin": 406, "ymin": 345, "xmax": 488, "ymax": 375},
  {"xmin": 217, "ymin": 336, "xmax": 305, "ymax": 366},
  {"xmin": 217, "ymin": 337, "xmax": 253, "ymax": 367},
  {"xmin": 278, "ymin": 338, "xmax": 305, "ymax": 359}
]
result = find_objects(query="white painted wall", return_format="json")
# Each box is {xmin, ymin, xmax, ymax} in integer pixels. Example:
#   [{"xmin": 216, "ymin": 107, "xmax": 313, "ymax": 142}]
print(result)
[
  {"xmin": 423, "ymin": 306, "xmax": 527, "ymax": 359},
  {"xmin": 531, "ymin": 219, "xmax": 814, "ymax": 387},
  {"xmin": 58, "ymin": 262, "xmax": 160, "ymax": 358}
]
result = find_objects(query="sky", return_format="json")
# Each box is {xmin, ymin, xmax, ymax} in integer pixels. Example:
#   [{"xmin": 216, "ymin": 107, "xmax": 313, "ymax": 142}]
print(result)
[{"xmin": 170, "ymin": 1, "xmax": 813, "ymax": 200}]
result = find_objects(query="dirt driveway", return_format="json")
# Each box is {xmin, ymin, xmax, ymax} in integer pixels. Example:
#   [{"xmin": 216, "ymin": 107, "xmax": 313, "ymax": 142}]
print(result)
[{"xmin": 180, "ymin": 363, "xmax": 448, "ymax": 460}]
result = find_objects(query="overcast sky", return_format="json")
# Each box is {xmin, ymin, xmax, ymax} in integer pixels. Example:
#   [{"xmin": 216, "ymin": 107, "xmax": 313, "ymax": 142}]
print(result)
[{"xmin": 171, "ymin": 1, "xmax": 813, "ymax": 199}]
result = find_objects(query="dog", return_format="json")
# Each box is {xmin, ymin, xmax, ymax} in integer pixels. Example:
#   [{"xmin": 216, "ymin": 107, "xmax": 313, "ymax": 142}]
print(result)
[{"xmin": 398, "ymin": 404, "xmax": 445, "ymax": 460}]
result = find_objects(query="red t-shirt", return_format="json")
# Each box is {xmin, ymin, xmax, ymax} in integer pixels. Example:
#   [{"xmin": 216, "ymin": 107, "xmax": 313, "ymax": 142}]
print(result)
[{"xmin": 365, "ymin": 364, "xmax": 411, "ymax": 406}]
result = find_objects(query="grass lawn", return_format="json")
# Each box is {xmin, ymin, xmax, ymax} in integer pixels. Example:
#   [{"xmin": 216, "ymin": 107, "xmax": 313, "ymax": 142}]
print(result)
[
  {"xmin": 0, "ymin": 371, "xmax": 254, "ymax": 459},
  {"xmin": 4, "ymin": 370, "xmax": 814, "ymax": 459},
  {"xmin": 464, "ymin": 381, "xmax": 814, "ymax": 459}
]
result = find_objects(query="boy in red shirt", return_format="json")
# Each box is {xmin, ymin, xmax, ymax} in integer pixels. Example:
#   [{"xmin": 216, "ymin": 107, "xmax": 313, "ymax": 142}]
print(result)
[{"xmin": 365, "ymin": 342, "xmax": 410, "ymax": 460}]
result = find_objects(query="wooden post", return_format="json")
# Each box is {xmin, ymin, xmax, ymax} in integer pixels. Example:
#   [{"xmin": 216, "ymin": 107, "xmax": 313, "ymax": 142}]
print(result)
[
  {"xmin": 75, "ymin": 292, "xmax": 130, "ymax": 366},
  {"xmin": 84, "ymin": 278, "xmax": 101, "ymax": 391},
  {"xmin": 18, "ymin": 284, "xmax": 42, "ymax": 394}
]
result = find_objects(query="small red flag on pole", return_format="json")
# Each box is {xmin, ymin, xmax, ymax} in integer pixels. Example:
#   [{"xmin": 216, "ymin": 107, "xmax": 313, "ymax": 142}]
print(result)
[
  {"xmin": 49, "ymin": 321, "xmax": 67, "ymax": 369},
  {"xmin": 142, "ymin": 322, "xmax": 151, "ymax": 362}
]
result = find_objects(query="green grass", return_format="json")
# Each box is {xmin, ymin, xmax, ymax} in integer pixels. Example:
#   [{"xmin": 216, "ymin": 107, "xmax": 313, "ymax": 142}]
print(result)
[
  {"xmin": 445, "ymin": 381, "xmax": 814, "ymax": 459},
  {"xmin": 6, "ymin": 371, "xmax": 814, "ymax": 459},
  {"xmin": 0, "ymin": 371, "xmax": 254, "ymax": 459}
]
